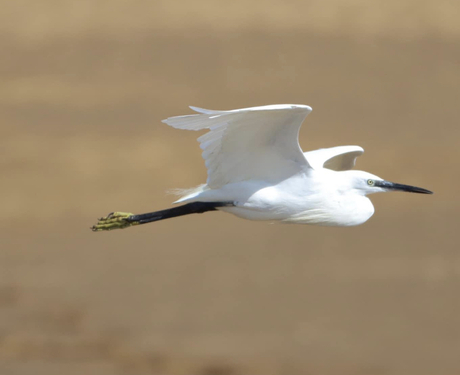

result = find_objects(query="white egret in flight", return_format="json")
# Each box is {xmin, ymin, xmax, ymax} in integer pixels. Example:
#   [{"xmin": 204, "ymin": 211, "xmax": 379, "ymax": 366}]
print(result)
[{"xmin": 92, "ymin": 104, "xmax": 432, "ymax": 231}]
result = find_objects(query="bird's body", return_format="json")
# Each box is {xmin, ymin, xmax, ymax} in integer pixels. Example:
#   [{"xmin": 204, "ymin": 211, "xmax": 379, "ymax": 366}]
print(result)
[
  {"xmin": 92, "ymin": 104, "xmax": 431, "ymax": 231},
  {"xmin": 172, "ymin": 170, "xmax": 375, "ymax": 226}
]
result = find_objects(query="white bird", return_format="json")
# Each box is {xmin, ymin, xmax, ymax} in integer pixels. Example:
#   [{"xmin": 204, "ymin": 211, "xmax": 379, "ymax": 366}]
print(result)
[{"xmin": 92, "ymin": 104, "xmax": 432, "ymax": 231}]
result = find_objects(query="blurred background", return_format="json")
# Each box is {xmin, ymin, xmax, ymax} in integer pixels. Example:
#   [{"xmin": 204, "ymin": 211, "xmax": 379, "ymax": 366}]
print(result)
[{"xmin": 1, "ymin": 1, "xmax": 459, "ymax": 374}]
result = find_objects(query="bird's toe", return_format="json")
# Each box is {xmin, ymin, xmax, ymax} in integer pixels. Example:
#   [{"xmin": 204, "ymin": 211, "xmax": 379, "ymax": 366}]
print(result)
[{"xmin": 91, "ymin": 212, "xmax": 137, "ymax": 232}]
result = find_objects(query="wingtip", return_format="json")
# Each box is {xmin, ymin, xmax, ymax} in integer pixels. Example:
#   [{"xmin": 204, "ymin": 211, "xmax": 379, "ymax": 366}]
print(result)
[
  {"xmin": 288, "ymin": 104, "xmax": 312, "ymax": 112},
  {"xmin": 189, "ymin": 106, "xmax": 218, "ymax": 114}
]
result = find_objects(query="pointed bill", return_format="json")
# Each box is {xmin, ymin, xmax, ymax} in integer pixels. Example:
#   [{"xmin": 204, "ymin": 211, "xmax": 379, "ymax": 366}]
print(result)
[{"xmin": 374, "ymin": 180, "xmax": 433, "ymax": 194}]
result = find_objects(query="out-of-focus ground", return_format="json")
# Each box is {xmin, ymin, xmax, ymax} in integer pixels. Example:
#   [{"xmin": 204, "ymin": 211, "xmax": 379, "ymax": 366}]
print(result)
[{"xmin": 1, "ymin": 1, "xmax": 459, "ymax": 374}]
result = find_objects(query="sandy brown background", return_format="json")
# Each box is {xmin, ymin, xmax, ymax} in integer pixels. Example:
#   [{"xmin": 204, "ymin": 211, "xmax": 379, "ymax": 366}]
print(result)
[{"xmin": 1, "ymin": 1, "xmax": 459, "ymax": 374}]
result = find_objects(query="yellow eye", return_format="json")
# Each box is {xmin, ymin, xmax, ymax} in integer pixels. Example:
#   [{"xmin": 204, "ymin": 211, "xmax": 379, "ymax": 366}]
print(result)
[{"xmin": 367, "ymin": 179, "xmax": 375, "ymax": 186}]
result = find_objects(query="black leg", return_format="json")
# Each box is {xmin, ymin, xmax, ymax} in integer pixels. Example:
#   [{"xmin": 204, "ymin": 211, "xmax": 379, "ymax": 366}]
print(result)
[
  {"xmin": 128, "ymin": 201, "xmax": 235, "ymax": 225},
  {"xmin": 92, "ymin": 201, "xmax": 235, "ymax": 231}
]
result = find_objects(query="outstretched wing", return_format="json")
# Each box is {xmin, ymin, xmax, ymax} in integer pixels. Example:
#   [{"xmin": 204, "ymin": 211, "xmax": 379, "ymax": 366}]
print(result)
[
  {"xmin": 162, "ymin": 104, "xmax": 312, "ymax": 188},
  {"xmin": 304, "ymin": 145, "xmax": 364, "ymax": 171}
]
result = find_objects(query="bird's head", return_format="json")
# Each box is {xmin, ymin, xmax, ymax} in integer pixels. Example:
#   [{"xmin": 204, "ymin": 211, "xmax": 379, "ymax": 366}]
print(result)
[{"xmin": 346, "ymin": 170, "xmax": 433, "ymax": 196}]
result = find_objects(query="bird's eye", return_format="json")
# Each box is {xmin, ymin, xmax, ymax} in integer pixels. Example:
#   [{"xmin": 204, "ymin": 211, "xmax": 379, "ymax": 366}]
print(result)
[{"xmin": 367, "ymin": 179, "xmax": 375, "ymax": 186}]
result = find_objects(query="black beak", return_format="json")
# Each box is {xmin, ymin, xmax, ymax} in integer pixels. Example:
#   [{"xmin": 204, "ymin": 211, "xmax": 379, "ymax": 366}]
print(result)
[{"xmin": 374, "ymin": 180, "xmax": 433, "ymax": 194}]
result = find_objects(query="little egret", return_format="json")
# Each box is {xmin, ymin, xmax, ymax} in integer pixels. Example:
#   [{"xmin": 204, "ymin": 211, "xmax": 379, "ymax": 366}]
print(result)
[{"xmin": 91, "ymin": 104, "xmax": 432, "ymax": 231}]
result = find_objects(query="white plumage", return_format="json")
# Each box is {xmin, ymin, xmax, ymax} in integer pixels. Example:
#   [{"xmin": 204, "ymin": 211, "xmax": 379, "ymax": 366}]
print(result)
[
  {"xmin": 161, "ymin": 104, "xmax": 431, "ymax": 226},
  {"xmin": 163, "ymin": 104, "xmax": 312, "ymax": 189}
]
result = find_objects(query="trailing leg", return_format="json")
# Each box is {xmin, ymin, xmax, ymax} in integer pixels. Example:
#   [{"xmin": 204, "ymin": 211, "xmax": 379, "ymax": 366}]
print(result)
[{"xmin": 91, "ymin": 201, "xmax": 234, "ymax": 231}]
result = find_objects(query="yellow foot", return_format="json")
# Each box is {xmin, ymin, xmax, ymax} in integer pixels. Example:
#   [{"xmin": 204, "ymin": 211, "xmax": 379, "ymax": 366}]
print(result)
[{"xmin": 91, "ymin": 212, "xmax": 138, "ymax": 232}]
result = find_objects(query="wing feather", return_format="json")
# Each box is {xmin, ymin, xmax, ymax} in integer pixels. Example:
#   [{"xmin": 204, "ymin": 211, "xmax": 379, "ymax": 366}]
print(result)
[
  {"xmin": 162, "ymin": 104, "xmax": 312, "ymax": 188},
  {"xmin": 304, "ymin": 145, "xmax": 364, "ymax": 171}
]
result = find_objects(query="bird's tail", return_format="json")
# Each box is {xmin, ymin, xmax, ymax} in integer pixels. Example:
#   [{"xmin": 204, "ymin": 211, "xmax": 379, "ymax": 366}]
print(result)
[{"xmin": 167, "ymin": 184, "xmax": 208, "ymax": 203}]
